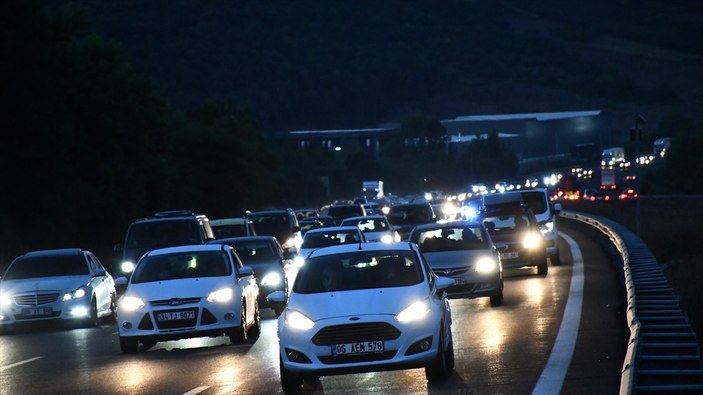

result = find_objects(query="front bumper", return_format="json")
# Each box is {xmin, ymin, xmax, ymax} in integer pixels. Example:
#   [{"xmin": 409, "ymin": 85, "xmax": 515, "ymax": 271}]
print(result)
[
  {"xmin": 431, "ymin": 268, "xmax": 502, "ymax": 300},
  {"xmin": 496, "ymin": 243, "xmax": 546, "ymax": 269},
  {"xmin": 0, "ymin": 293, "xmax": 93, "ymax": 326}
]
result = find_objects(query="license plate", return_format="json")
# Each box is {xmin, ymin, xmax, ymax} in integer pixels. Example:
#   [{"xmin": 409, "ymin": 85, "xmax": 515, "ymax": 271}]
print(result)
[
  {"xmin": 23, "ymin": 307, "xmax": 52, "ymax": 316},
  {"xmin": 454, "ymin": 278, "xmax": 466, "ymax": 285},
  {"xmin": 157, "ymin": 310, "xmax": 195, "ymax": 321},
  {"xmin": 332, "ymin": 341, "xmax": 384, "ymax": 355},
  {"xmin": 501, "ymin": 252, "xmax": 519, "ymax": 259}
]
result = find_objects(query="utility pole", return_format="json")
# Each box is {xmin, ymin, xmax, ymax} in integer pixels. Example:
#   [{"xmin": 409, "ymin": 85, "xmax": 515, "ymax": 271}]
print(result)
[{"xmin": 631, "ymin": 114, "xmax": 646, "ymax": 235}]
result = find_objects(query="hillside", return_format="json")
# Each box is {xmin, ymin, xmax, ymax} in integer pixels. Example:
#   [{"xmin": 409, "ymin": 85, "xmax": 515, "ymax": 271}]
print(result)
[{"xmin": 47, "ymin": 0, "xmax": 703, "ymax": 133}]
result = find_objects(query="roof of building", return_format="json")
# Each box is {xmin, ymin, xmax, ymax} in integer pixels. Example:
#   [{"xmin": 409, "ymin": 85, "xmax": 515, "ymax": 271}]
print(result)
[{"xmin": 442, "ymin": 110, "xmax": 602, "ymax": 123}]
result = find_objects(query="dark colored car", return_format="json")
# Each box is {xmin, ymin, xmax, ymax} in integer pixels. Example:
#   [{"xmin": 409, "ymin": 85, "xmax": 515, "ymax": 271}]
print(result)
[
  {"xmin": 208, "ymin": 236, "xmax": 292, "ymax": 315},
  {"xmin": 244, "ymin": 209, "xmax": 302, "ymax": 252},
  {"xmin": 327, "ymin": 204, "xmax": 366, "ymax": 225},
  {"xmin": 386, "ymin": 202, "xmax": 437, "ymax": 240},
  {"xmin": 479, "ymin": 203, "xmax": 548, "ymax": 275}
]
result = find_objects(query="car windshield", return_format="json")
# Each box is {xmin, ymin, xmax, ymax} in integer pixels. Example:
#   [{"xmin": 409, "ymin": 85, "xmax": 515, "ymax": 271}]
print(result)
[
  {"xmin": 230, "ymin": 240, "xmax": 278, "ymax": 263},
  {"xmin": 125, "ymin": 220, "xmax": 200, "ymax": 250},
  {"xmin": 212, "ymin": 224, "xmax": 248, "ymax": 238},
  {"xmin": 328, "ymin": 206, "xmax": 362, "ymax": 218},
  {"xmin": 482, "ymin": 213, "xmax": 534, "ymax": 233},
  {"xmin": 246, "ymin": 214, "xmax": 291, "ymax": 242},
  {"xmin": 131, "ymin": 251, "xmax": 231, "ymax": 283},
  {"xmin": 3, "ymin": 255, "xmax": 89, "ymax": 280},
  {"xmin": 342, "ymin": 218, "xmax": 389, "ymax": 232},
  {"xmin": 293, "ymin": 250, "xmax": 423, "ymax": 293},
  {"xmin": 521, "ymin": 191, "xmax": 548, "ymax": 215},
  {"xmin": 302, "ymin": 231, "xmax": 362, "ymax": 248},
  {"xmin": 411, "ymin": 226, "xmax": 488, "ymax": 252},
  {"xmin": 387, "ymin": 205, "xmax": 433, "ymax": 225}
]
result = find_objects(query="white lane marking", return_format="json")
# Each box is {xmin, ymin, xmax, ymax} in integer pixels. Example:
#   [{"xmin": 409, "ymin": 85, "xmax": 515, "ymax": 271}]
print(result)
[
  {"xmin": 0, "ymin": 356, "xmax": 45, "ymax": 372},
  {"xmin": 182, "ymin": 386, "xmax": 210, "ymax": 395},
  {"xmin": 532, "ymin": 232, "xmax": 584, "ymax": 395}
]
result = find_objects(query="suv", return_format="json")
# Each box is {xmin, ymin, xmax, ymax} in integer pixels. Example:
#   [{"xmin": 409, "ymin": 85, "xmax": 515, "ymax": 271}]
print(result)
[
  {"xmin": 326, "ymin": 204, "xmax": 366, "ymax": 225},
  {"xmin": 480, "ymin": 188, "xmax": 561, "ymax": 264},
  {"xmin": 386, "ymin": 202, "xmax": 437, "ymax": 240},
  {"xmin": 114, "ymin": 210, "xmax": 215, "ymax": 276},
  {"xmin": 244, "ymin": 209, "xmax": 303, "ymax": 252}
]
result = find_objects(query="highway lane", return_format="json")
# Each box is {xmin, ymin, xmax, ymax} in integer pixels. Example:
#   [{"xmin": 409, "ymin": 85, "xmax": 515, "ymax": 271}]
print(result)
[{"xmin": 0, "ymin": 221, "xmax": 627, "ymax": 394}]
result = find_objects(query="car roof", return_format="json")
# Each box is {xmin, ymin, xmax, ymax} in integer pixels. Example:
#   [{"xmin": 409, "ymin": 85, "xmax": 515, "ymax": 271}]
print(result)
[
  {"xmin": 208, "ymin": 236, "xmax": 277, "ymax": 244},
  {"xmin": 412, "ymin": 220, "xmax": 484, "ymax": 231},
  {"xmin": 145, "ymin": 243, "xmax": 228, "ymax": 257},
  {"xmin": 342, "ymin": 214, "xmax": 387, "ymax": 222},
  {"xmin": 22, "ymin": 248, "xmax": 85, "ymax": 257},
  {"xmin": 303, "ymin": 226, "xmax": 362, "ymax": 235},
  {"xmin": 306, "ymin": 241, "xmax": 415, "ymax": 258},
  {"xmin": 210, "ymin": 218, "xmax": 249, "ymax": 226}
]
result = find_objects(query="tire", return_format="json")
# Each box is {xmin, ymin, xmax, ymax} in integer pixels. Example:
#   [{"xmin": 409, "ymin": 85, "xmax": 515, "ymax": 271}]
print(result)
[
  {"xmin": 84, "ymin": 298, "xmax": 100, "ymax": 328},
  {"xmin": 550, "ymin": 249, "xmax": 561, "ymax": 265},
  {"xmin": 119, "ymin": 336, "xmax": 138, "ymax": 353},
  {"xmin": 280, "ymin": 356, "xmax": 303, "ymax": 392},
  {"xmin": 229, "ymin": 305, "xmax": 248, "ymax": 344},
  {"xmin": 105, "ymin": 293, "xmax": 118, "ymax": 324},
  {"xmin": 247, "ymin": 301, "xmax": 261, "ymax": 339},
  {"xmin": 446, "ymin": 330, "xmax": 455, "ymax": 371},
  {"xmin": 537, "ymin": 258, "xmax": 548, "ymax": 275},
  {"xmin": 425, "ymin": 327, "xmax": 450, "ymax": 381},
  {"xmin": 490, "ymin": 291, "xmax": 503, "ymax": 307},
  {"xmin": 273, "ymin": 303, "xmax": 285, "ymax": 317}
]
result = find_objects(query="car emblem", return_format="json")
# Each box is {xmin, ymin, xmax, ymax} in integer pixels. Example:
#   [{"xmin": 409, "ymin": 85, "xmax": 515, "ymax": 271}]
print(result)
[
  {"xmin": 169, "ymin": 298, "xmax": 183, "ymax": 306},
  {"xmin": 349, "ymin": 317, "xmax": 360, "ymax": 321}
]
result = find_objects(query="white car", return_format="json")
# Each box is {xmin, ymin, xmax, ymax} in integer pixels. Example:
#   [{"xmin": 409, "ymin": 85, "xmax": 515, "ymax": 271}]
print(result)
[
  {"xmin": 340, "ymin": 215, "xmax": 401, "ymax": 243},
  {"xmin": 116, "ymin": 244, "xmax": 260, "ymax": 353},
  {"xmin": 268, "ymin": 242, "xmax": 455, "ymax": 392},
  {"xmin": 294, "ymin": 226, "xmax": 367, "ymax": 267},
  {"xmin": 0, "ymin": 248, "xmax": 117, "ymax": 330}
]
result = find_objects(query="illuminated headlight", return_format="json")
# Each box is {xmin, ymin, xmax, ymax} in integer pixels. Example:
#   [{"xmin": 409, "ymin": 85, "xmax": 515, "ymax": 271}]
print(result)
[
  {"xmin": 121, "ymin": 261, "xmax": 135, "ymax": 273},
  {"xmin": 285, "ymin": 310, "xmax": 314, "ymax": 331},
  {"xmin": 283, "ymin": 238, "xmax": 296, "ymax": 249},
  {"xmin": 70, "ymin": 307, "xmax": 89, "ymax": 317},
  {"xmin": 463, "ymin": 206, "xmax": 478, "ymax": 219},
  {"xmin": 293, "ymin": 256, "xmax": 305, "ymax": 268},
  {"xmin": 475, "ymin": 257, "xmax": 497, "ymax": 273},
  {"xmin": 381, "ymin": 206, "xmax": 390, "ymax": 215},
  {"xmin": 63, "ymin": 287, "xmax": 88, "ymax": 301},
  {"xmin": 120, "ymin": 296, "xmax": 145, "ymax": 311},
  {"xmin": 207, "ymin": 288, "xmax": 234, "ymax": 303},
  {"xmin": 380, "ymin": 234, "xmax": 393, "ymax": 243},
  {"xmin": 0, "ymin": 293, "xmax": 11, "ymax": 306},
  {"xmin": 396, "ymin": 300, "xmax": 430, "ymax": 323},
  {"xmin": 261, "ymin": 272, "xmax": 282, "ymax": 287},
  {"xmin": 539, "ymin": 221, "xmax": 554, "ymax": 235},
  {"xmin": 523, "ymin": 232, "xmax": 542, "ymax": 249}
]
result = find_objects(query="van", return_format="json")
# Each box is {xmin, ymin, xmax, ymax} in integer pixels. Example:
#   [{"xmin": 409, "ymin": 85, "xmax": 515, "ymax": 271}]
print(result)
[{"xmin": 480, "ymin": 189, "xmax": 561, "ymax": 263}]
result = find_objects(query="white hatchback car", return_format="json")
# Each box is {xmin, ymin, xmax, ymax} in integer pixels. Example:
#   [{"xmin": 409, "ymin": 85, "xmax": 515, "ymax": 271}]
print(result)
[
  {"xmin": 116, "ymin": 244, "xmax": 260, "ymax": 353},
  {"xmin": 269, "ymin": 242, "xmax": 455, "ymax": 392},
  {"xmin": 0, "ymin": 248, "xmax": 116, "ymax": 330},
  {"xmin": 340, "ymin": 215, "xmax": 401, "ymax": 243}
]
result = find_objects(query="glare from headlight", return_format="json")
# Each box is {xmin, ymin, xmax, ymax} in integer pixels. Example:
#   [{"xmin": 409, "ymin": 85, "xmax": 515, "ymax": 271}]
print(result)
[
  {"xmin": 381, "ymin": 206, "xmax": 390, "ymax": 215},
  {"xmin": 285, "ymin": 310, "xmax": 314, "ymax": 331},
  {"xmin": 293, "ymin": 256, "xmax": 305, "ymax": 268},
  {"xmin": 63, "ymin": 288, "xmax": 87, "ymax": 301},
  {"xmin": 207, "ymin": 288, "xmax": 234, "ymax": 303},
  {"xmin": 396, "ymin": 300, "xmax": 430, "ymax": 323},
  {"xmin": 121, "ymin": 261, "xmax": 135, "ymax": 273},
  {"xmin": 475, "ymin": 257, "xmax": 497, "ymax": 273},
  {"xmin": 539, "ymin": 221, "xmax": 554, "ymax": 235},
  {"xmin": 284, "ymin": 238, "xmax": 296, "ymax": 249},
  {"xmin": 0, "ymin": 293, "xmax": 11, "ymax": 306},
  {"xmin": 120, "ymin": 296, "xmax": 145, "ymax": 311},
  {"xmin": 523, "ymin": 232, "xmax": 542, "ymax": 249},
  {"xmin": 261, "ymin": 272, "xmax": 282, "ymax": 286},
  {"xmin": 70, "ymin": 307, "xmax": 89, "ymax": 317},
  {"xmin": 380, "ymin": 234, "xmax": 393, "ymax": 243}
]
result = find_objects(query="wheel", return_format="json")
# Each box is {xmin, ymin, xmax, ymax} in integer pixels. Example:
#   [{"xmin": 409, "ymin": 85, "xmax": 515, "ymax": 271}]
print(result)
[
  {"xmin": 425, "ymin": 326, "xmax": 450, "ymax": 381},
  {"xmin": 550, "ymin": 249, "xmax": 561, "ymax": 265},
  {"xmin": 537, "ymin": 258, "xmax": 548, "ymax": 275},
  {"xmin": 84, "ymin": 298, "xmax": 100, "ymax": 327},
  {"xmin": 273, "ymin": 303, "xmax": 286, "ymax": 317},
  {"xmin": 446, "ymin": 330, "xmax": 455, "ymax": 371},
  {"xmin": 119, "ymin": 336, "xmax": 138, "ymax": 353},
  {"xmin": 247, "ymin": 301, "xmax": 261, "ymax": 338},
  {"xmin": 280, "ymin": 356, "xmax": 303, "ymax": 392},
  {"xmin": 229, "ymin": 305, "xmax": 248, "ymax": 344},
  {"xmin": 105, "ymin": 292, "xmax": 117, "ymax": 323},
  {"xmin": 490, "ymin": 290, "xmax": 503, "ymax": 307}
]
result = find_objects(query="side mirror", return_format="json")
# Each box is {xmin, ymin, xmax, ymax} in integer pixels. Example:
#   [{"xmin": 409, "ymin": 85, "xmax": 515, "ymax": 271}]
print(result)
[
  {"xmin": 435, "ymin": 276, "xmax": 455, "ymax": 291},
  {"xmin": 267, "ymin": 290, "xmax": 287, "ymax": 303},
  {"xmin": 114, "ymin": 276, "xmax": 129, "ymax": 287},
  {"xmin": 237, "ymin": 265, "xmax": 254, "ymax": 278},
  {"xmin": 113, "ymin": 243, "xmax": 124, "ymax": 253}
]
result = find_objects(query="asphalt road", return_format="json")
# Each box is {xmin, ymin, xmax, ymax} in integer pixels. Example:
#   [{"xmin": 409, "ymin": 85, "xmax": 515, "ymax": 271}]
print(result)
[{"xmin": 0, "ymin": 221, "xmax": 628, "ymax": 394}]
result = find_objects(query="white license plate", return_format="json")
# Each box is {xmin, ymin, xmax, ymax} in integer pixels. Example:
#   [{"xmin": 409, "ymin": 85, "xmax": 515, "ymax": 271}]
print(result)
[
  {"xmin": 23, "ymin": 307, "xmax": 52, "ymax": 316},
  {"xmin": 501, "ymin": 252, "xmax": 519, "ymax": 259},
  {"xmin": 332, "ymin": 341, "xmax": 384, "ymax": 355},
  {"xmin": 157, "ymin": 310, "xmax": 195, "ymax": 321}
]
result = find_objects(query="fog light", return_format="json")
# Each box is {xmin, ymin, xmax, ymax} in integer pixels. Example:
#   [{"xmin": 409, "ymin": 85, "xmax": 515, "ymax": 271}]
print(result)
[
  {"xmin": 122, "ymin": 322, "xmax": 133, "ymax": 329},
  {"xmin": 284, "ymin": 348, "xmax": 312, "ymax": 364},
  {"xmin": 420, "ymin": 340, "xmax": 431, "ymax": 351},
  {"xmin": 287, "ymin": 351, "xmax": 299, "ymax": 361},
  {"xmin": 71, "ymin": 307, "xmax": 89, "ymax": 317},
  {"xmin": 224, "ymin": 313, "xmax": 235, "ymax": 320},
  {"xmin": 405, "ymin": 336, "xmax": 434, "ymax": 355}
]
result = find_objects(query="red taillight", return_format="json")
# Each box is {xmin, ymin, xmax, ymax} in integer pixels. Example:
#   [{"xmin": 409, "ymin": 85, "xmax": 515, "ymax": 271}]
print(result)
[
  {"xmin": 590, "ymin": 196, "xmax": 595, "ymax": 201},
  {"xmin": 605, "ymin": 196, "xmax": 610, "ymax": 201}
]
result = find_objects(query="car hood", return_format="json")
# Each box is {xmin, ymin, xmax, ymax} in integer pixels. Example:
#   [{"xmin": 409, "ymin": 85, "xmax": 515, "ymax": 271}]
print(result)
[
  {"xmin": 0, "ymin": 275, "xmax": 91, "ymax": 293},
  {"xmin": 422, "ymin": 250, "xmax": 492, "ymax": 269},
  {"xmin": 126, "ymin": 277, "xmax": 234, "ymax": 300},
  {"xmin": 288, "ymin": 283, "xmax": 428, "ymax": 321}
]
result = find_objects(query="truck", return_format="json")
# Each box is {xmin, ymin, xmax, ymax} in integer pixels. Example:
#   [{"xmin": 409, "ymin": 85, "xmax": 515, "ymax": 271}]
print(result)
[
  {"xmin": 601, "ymin": 147, "xmax": 625, "ymax": 167},
  {"xmin": 361, "ymin": 180, "xmax": 384, "ymax": 200},
  {"xmin": 600, "ymin": 169, "xmax": 617, "ymax": 190},
  {"xmin": 653, "ymin": 137, "xmax": 672, "ymax": 157}
]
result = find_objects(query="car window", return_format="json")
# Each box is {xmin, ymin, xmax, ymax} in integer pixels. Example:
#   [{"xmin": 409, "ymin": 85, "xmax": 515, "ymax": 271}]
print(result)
[
  {"xmin": 302, "ymin": 231, "xmax": 362, "ymax": 248},
  {"xmin": 343, "ymin": 218, "xmax": 389, "ymax": 232},
  {"xmin": 3, "ymin": 254, "xmax": 90, "ymax": 280},
  {"xmin": 246, "ymin": 213, "xmax": 292, "ymax": 242},
  {"xmin": 521, "ymin": 191, "xmax": 548, "ymax": 215},
  {"xmin": 412, "ymin": 226, "xmax": 487, "ymax": 252},
  {"xmin": 293, "ymin": 250, "xmax": 422, "ymax": 294},
  {"xmin": 482, "ymin": 213, "xmax": 533, "ymax": 233},
  {"xmin": 212, "ymin": 224, "xmax": 249, "ymax": 238},
  {"xmin": 387, "ymin": 205, "xmax": 434, "ymax": 225},
  {"xmin": 231, "ymin": 240, "xmax": 278, "ymax": 262},
  {"xmin": 125, "ymin": 220, "xmax": 200, "ymax": 250},
  {"xmin": 131, "ymin": 251, "xmax": 232, "ymax": 283}
]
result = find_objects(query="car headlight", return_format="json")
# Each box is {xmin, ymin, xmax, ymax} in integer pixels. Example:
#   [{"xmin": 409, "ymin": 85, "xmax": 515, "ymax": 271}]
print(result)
[
  {"xmin": 119, "ymin": 296, "xmax": 145, "ymax": 312},
  {"xmin": 475, "ymin": 257, "xmax": 497, "ymax": 273},
  {"xmin": 121, "ymin": 261, "xmax": 135, "ymax": 273},
  {"xmin": 0, "ymin": 293, "xmax": 12, "ymax": 306},
  {"xmin": 63, "ymin": 287, "xmax": 88, "ymax": 301},
  {"xmin": 285, "ymin": 310, "xmax": 314, "ymax": 331},
  {"xmin": 380, "ymin": 234, "xmax": 393, "ymax": 243},
  {"xmin": 207, "ymin": 288, "xmax": 234, "ymax": 303},
  {"xmin": 523, "ymin": 232, "xmax": 542, "ymax": 249},
  {"xmin": 396, "ymin": 300, "xmax": 430, "ymax": 323},
  {"xmin": 539, "ymin": 221, "xmax": 554, "ymax": 235},
  {"xmin": 261, "ymin": 272, "xmax": 282, "ymax": 287},
  {"xmin": 293, "ymin": 256, "xmax": 305, "ymax": 268}
]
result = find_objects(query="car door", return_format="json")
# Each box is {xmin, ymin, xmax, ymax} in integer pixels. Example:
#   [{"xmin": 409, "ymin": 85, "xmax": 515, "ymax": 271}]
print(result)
[
  {"xmin": 86, "ymin": 253, "xmax": 110, "ymax": 314},
  {"xmin": 231, "ymin": 248, "xmax": 258, "ymax": 324}
]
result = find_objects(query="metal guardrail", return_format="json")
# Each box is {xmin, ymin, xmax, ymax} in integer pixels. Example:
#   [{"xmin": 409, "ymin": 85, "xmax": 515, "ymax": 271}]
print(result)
[{"xmin": 560, "ymin": 211, "xmax": 703, "ymax": 394}]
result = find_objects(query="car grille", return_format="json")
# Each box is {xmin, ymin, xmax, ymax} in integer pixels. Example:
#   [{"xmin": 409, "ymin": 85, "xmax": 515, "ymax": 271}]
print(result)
[
  {"xmin": 432, "ymin": 267, "xmax": 470, "ymax": 277},
  {"xmin": 311, "ymin": 322, "xmax": 401, "ymax": 346},
  {"xmin": 495, "ymin": 242, "xmax": 520, "ymax": 252},
  {"xmin": 14, "ymin": 292, "xmax": 61, "ymax": 306},
  {"xmin": 318, "ymin": 351, "xmax": 397, "ymax": 364},
  {"xmin": 150, "ymin": 297, "xmax": 201, "ymax": 306}
]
